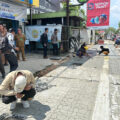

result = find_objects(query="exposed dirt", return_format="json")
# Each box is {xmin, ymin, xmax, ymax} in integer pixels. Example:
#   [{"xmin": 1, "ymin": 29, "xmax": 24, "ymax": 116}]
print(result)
[{"xmin": 34, "ymin": 56, "xmax": 70, "ymax": 77}]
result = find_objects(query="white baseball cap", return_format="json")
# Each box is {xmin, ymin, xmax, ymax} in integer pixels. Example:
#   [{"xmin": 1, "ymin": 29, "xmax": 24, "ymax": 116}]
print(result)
[{"xmin": 14, "ymin": 75, "xmax": 27, "ymax": 93}]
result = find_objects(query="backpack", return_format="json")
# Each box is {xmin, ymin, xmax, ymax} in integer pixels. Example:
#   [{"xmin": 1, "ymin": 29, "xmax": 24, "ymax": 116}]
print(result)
[{"xmin": 40, "ymin": 34, "xmax": 44, "ymax": 44}]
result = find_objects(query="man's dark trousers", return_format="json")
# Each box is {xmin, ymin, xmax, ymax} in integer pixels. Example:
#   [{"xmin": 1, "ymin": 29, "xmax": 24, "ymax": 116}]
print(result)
[
  {"xmin": 5, "ymin": 53, "xmax": 18, "ymax": 72},
  {"xmin": 0, "ymin": 54, "xmax": 5, "ymax": 77},
  {"xmin": 52, "ymin": 44, "xmax": 58, "ymax": 55},
  {"xmin": 2, "ymin": 88, "xmax": 36, "ymax": 104},
  {"xmin": 43, "ymin": 45, "xmax": 47, "ymax": 58}
]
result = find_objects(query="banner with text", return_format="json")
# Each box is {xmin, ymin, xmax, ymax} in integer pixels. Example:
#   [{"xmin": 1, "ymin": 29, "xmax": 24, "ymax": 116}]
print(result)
[
  {"xmin": 25, "ymin": 25, "xmax": 62, "ymax": 42},
  {"xmin": 87, "ymin": 0, "xmax": 110, "ymax": 27},
  {"xmin": 0, "ymin": 1, "xmax": 27, "ymax": 22}
]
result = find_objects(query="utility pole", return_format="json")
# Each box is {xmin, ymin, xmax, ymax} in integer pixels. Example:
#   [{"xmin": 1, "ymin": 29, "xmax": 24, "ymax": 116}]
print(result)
[
  {"xmin": 66, "ymin": 0, "xmax": 70, "ymax": 51},
  {"xmin": 30, "ymin": 4, "xmax": 32, "ymax": 25},
  {"xmin": 66, "ymin": 0, "xmax": 69, "ymax": 27}
]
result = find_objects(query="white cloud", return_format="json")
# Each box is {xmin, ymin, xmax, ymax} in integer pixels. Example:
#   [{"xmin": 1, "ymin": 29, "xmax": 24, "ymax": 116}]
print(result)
[{"xmin": 110, "ymin": 0, "xmax": 120, "ymax": 28}]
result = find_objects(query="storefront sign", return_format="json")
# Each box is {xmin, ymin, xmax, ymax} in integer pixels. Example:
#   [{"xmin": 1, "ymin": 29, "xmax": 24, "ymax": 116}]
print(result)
[
  {"xmin": 25, "ymin": 25, "xmax": 62, "ymax": 42},
  {"xmin": 19, "ymin": 0, "xmax": 39, "ymax": 7},
  {"xmin": 87, "ymin": 0, "xmax": 110, "ymax": 27},
  {"xmin": 0, "ymin": 1, "xmax": 27, "ymax": 22}
]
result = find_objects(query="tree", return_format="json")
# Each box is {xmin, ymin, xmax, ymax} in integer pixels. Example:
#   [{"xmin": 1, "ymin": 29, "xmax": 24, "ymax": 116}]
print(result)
[
  {"xmin": 80, "ymin": 9, "xmax": 85, "ymax": 16},
  {"xmin": 118, "ymin": 22, "xmax": 120, "ymax": 28},
  {"xmin": 105, "ymin": 27, "xmax": 116, "ymax": 34},
  {"xmin": 62, "ymin": 2, "xmax": 80, "ymax": 11}
]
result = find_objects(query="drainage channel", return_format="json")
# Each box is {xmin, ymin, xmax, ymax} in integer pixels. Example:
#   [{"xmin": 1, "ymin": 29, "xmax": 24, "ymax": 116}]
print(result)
[
  {"xmin": 34, "ymin": 56, "xmax": 70, "ymax": 77},
  {"xmin": 35, "ymin": 61, "xmax": 83, "ymax": 92}
]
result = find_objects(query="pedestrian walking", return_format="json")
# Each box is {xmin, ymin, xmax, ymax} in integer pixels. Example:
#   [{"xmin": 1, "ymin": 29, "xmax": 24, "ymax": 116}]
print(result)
[
  {"xmin": 0, "ymin": 53, "xmax": 5, "ymax": 78},
  {"xmin": 0, "ymin": 70, "xmax": 36, "ymax": 110},
  {"xmin": 51, "ymin": 29, "xmax": 59, "ymax": 55},
  {"xmin": 8, "ymin": 28, "xmax": 19, "ymax": 55},
  {"xmin": 0, "ymin": 24, "xmax": 5, "ymax": 78},
  {"xmin": 0, "ymin": 23, "xmax": 18, "ymax": 72},
  {"xmin": 2, "ymin": 26, "xmax": 8, "ymax": 66},
  {"xmin": 15, "ymin": 28, "xmax": 26, "ymax": 61},
  {"xmin": 40, "ymin": 28, "xmax": 48, "ymax": 59}
]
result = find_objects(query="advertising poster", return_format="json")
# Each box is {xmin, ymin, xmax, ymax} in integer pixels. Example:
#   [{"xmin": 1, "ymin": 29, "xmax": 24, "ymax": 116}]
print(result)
[
  {"xmin": 0, "ymin": 1, "xmax": 27, "ymax": 22},
  {"xmin": 25, "ymin": 25, "xmax": 62, "ymax": 42},
  {"xmin": 87, "ymin": 0, "xmax": 110, "ymax": 27}
]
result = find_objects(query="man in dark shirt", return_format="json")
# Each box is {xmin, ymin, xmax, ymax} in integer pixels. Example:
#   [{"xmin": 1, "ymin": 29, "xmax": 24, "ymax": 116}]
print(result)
[
  {"xmin": 99, "ymin": 46, "xmax": 110, "ymax": 55},
  {"xmin": 41, "ymin": 28, "xmax": 48, "ymax": 59}
]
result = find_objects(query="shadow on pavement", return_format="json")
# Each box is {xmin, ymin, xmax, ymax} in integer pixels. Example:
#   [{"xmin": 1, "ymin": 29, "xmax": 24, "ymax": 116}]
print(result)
[{"xmin": 11, "ymin": 100, "xmax": 50, "ymax": 120}]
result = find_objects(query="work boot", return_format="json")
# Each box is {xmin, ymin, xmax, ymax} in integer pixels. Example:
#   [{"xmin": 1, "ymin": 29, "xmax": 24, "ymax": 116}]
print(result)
[
  {"xmin": 22, "ymin": 101, "xmax": 30, "ymax": 108},
  {"xmin": 10, "ymin": 101, "xmax": 17, "ymax": 110}
]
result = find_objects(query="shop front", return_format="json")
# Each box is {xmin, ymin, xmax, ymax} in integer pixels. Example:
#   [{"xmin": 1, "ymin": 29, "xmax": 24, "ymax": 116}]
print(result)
[{"xmin": 0, "ymin": 0, "xmax": 27, "ymax": 32}]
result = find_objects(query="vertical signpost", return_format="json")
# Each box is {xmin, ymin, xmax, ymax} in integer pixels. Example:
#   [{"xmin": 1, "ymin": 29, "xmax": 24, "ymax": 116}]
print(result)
[
  {"xmin": 19, "ymin": 0, "xmax": 40, "ymax": 25},
  {"xmin": 66, "ymin": 0, "xmax": 70, "ymax": 51},
  {"xmin": 87, "ymin": 0, "xmax": 110, "ymax": 27}
]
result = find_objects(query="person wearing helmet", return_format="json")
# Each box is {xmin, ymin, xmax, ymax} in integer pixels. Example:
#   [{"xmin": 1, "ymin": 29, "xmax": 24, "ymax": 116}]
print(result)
[{"xmin": 0, "ymin": 70, "xmax": 36, "ymax": 110}]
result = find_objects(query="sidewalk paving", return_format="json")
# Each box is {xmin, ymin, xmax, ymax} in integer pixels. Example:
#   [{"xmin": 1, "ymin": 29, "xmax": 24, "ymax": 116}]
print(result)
[
  {"xmin": 0, "ymin": 53, "xmax": 56, "ymax": 83},
  {"xmin": 0, "ymin": 45, "xmax": 105, "ymax": 120}
]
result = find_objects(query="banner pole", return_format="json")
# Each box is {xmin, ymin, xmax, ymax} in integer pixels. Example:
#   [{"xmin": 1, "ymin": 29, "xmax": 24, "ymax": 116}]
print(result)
[{"xmin": 30, "ymin": 4, "xmax": 32, "ymax": 25}]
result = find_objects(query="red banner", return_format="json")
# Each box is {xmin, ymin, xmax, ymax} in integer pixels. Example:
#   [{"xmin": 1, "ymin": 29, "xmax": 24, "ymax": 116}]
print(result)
[{"xmin": 87, "ymin": 0, "xmax": 110, "ymax": 27}]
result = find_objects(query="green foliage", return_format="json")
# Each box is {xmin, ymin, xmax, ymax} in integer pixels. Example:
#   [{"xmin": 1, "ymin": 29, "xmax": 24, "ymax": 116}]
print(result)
[
  {"xmin": 95, "ymin": 31, "xmax": 100, "ymax": 36},
  {"xmin": 62, "ymin": 2, "xmax": 80, "ymax": 11},
  {"xmin": 105, "ymin": 27, "xmax": 116, "ymax": 34},
  {"xmin": 80, "ymin": 21, "xmax": 86, "ymax": 28},
  {"xmin": 118, "ymin": 22, "xmax": 120, "ymax": 28},
  {"xmin": 80, "ymin": 9, "xmax": 85, "ymax": 15}
]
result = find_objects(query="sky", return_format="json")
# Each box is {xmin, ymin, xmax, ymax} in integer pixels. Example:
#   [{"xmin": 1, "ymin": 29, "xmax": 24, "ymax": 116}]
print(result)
[{"xmin": 71, "ymin": 0, "xmax": 120, "ymax": 29}]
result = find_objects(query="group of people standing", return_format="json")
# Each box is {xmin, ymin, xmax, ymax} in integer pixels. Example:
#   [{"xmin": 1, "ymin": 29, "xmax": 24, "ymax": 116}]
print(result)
[
  {"xmin": 0, "ymin": 23, "xmax": 36, "ymax": 110},
  {"xmin": 0, "ymin": 23, "xmax": 26, "ymax": 78},
  {"xmin": 41, "ymin": 28, "xmax": 59, "ymax": 58}
]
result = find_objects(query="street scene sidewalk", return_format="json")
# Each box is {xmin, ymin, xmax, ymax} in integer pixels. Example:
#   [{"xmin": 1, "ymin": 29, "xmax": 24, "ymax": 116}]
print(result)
[
  {"xmin": 0, "ymin": 54, "xmax": 53, "ymax": 83},
  {"xmin": 0, "ymin": 41, "xmax": 120, "ymax": 120},
  {"xmin": 0, "ymin": 0, "xmax": 119, "ymax": 120},
  {"xmin": 0, "ymin": 43, "xmax": 105, "ymax": 120}
]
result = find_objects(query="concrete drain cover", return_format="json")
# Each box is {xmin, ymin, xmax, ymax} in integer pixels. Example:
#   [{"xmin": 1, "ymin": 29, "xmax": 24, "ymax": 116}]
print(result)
[{"xmin": 0, "ymin": 113, "xmax": 26, "ymax": 120}]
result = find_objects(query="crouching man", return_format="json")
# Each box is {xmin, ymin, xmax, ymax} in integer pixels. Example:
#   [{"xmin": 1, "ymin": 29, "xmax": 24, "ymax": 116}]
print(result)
[
  {"xmin": 0, "ymin": 70, "xmax": 36, "ymax": 110},
  {"xmin": 99, "ymin": 46, "xmax": 110, "ymax": 55}
]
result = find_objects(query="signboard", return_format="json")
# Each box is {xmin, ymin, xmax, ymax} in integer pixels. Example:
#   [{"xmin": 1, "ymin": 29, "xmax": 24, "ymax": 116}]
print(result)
[
  {"xmin": 87, "ymin": 0, "xmax": 110, "ymax": 27},
  {"xmin": 25, "ymin": 25, "xmax": 62, "ymax": 42},
  {"xmin": 19, "ymin": 0, "xmax": 39, "ymax": 7},
  {"xmin": 33, "ymin": 0, "xmax": 39, "ymax": 7},
  {"xmin": 0, "ymin": 1, "xmax": 27, "ymax": 22}
]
